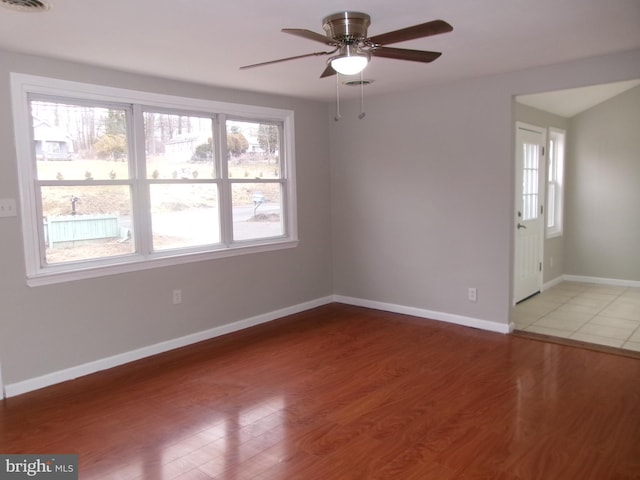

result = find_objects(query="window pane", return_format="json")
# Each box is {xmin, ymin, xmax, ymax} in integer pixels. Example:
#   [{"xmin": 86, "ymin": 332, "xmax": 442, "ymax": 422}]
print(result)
[
  {"xmin": 42, "ymin": 185, "xmax": 134, "ymax": 264},
  {"xmin": 232, "ymin": 183, "xmax": 283, "ymax": 241},
  {"xmin": 31, "ymin": 100, "xmax": 130, "ymax": 180},
  {"xmin": 227, "ymin": 120, "xmax": 281, "ymax": 179},
  {"xmin": 547, "ymin": 129, "xmax": 565, "ymax": 237},
  {"xmin": 144, "ymin": 112, "xmax": 216, "ymax": 180},
  {"xmin": 150, "ymin": 184, "xmax": 220, "ymax": 251},
  {"xmin": 547, "ymin": 184, "xmax": 556, "ymax": 228},
  {"xmin": 548, "ymin": 139, "xmax": 556, "ymax": 182},
  {"xmin": 521, "ymin": 143, "xmax": 539, "ymax": 221}
]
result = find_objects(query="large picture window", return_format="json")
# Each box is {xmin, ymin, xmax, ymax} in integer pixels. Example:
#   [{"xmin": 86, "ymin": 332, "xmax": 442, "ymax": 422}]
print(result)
[{"xmin": 11, "ymin": 74, "xmax": 297, "ymax": 285}]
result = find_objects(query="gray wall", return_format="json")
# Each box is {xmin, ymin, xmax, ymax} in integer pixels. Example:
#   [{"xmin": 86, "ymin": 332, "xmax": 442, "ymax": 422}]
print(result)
[
  {"xmin": 0, "ymin": 50, "xmax": 333, "ymax": 386},
  {"xmin": 565, "ymin": 84, "xmax": 640, "ymax": 280},
  {"xmin": 330, "ymin": 78, "xmax": 514, "ymax": 321},
  {"xmin": 514, "ymin": 103, "xmax": 569, "ymax": 284},
  {"xmin": 331, "ymin": 49, "xmax": 640, "ymax": 322}
]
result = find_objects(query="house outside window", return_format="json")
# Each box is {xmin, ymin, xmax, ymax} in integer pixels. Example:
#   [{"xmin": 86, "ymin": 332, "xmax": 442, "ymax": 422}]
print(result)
[{"xmin": 10, "ymin": 74, "xmax": 297, "ymax": 286}]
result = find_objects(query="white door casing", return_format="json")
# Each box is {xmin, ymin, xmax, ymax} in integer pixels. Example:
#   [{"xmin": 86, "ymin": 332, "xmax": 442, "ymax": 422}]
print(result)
[{"xmin": 514, "ymin": 122, "xmax": 546, "ymax": 304}]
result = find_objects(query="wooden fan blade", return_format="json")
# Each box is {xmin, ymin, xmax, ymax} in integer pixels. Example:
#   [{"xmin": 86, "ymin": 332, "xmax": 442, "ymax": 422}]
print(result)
[
  {"xmin": 320, "ymin": 64, "xmax": 336, "ymax": 78},
  {"xmin": 240, "ymin": 50, "xmax": 334, "ymax": 70},
  {"xmin": 368, "ymin": 19, "xmax": 453, "ymax": 46},
  {"xmin": 371, "ymin": 47, "xmax": 442, "ymax": 63},
  {"xmin": 282, "ymin": 28, "xmax": 336, "ymax": 45}
]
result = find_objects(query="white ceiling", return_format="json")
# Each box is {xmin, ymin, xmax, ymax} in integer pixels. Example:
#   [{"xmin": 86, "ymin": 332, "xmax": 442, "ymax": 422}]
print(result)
[
  {"xmin": 517, "ymin": 79, "xmax": 640, "ymax": 118},
  {"xmin": 0, "ymin": 0, "xmax": 639, "ymax": 102}
]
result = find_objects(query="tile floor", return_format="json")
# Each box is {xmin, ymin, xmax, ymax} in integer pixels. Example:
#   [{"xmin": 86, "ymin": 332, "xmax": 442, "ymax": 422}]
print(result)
[{"xmin": 511, "ymin": 281, "xmax": 640, "ymax": 352}]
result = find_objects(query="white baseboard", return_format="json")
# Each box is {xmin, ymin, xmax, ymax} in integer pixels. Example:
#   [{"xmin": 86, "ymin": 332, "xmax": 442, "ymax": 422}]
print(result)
[
  {"xmin": 542, "ymin": 276, "xmax": 565, "ymax": 291},
  {"xmin": 4, "ymin": 296, "xmax": 333, "ymax": 398},
  {"xmin": 5, "ymin": 293, "xmax": 516, "ymax": 398},
  {"xmin": 332, "ymin": 295, "xmax": 511, "ymax": 334},
  {"xmin": 562, "ymin": 274, "xmax": 640, "ymax": 288}
]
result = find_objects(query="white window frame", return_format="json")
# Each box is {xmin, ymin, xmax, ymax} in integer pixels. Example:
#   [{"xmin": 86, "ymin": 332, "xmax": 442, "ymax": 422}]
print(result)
[
  {"xmin": 10, "ymin": 73, "xmax": 298, "ymax": 287},
  {"xmin": 546, "ymin": 127, "xmax": 565, "ymax": 238}
]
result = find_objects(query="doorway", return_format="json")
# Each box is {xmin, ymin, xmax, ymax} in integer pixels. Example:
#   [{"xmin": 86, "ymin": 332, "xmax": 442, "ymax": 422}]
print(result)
[
  {"xmin": 513, "ymin": 122, "xmax": 545, "ymax": 304},
  {"xmin": 510, "ymin": 80, "xmax": 640, "ymax": 354}
]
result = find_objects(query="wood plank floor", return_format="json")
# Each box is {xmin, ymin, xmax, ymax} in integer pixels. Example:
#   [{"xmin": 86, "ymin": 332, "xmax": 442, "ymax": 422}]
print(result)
[{"xmin": 2, "ymin": 303, "xmax": 640, "ymax": 479}]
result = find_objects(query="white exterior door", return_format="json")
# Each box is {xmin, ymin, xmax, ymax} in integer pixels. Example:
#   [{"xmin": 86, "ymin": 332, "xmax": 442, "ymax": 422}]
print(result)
[{"xmin": 514, "ymin": 122, "xmax": 546, "ymax": 304}]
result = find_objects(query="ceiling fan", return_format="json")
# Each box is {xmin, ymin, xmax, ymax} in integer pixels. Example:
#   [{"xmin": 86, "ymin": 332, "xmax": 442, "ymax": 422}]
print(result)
[{"xmin": 240, "ymin": 11, "xmax": 453, "ymax": 77}]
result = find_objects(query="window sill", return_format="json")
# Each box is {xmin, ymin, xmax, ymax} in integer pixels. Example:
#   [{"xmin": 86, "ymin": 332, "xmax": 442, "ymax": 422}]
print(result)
[{"xmin": 26, "ymin": 239, "xmax": 298, "ymax": 287}]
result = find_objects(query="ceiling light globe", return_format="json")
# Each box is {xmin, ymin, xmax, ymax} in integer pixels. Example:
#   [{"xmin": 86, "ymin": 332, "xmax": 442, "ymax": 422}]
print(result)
[{"xmin": 331, "ymin": 55, "xmax": 368, "ymax": 76}]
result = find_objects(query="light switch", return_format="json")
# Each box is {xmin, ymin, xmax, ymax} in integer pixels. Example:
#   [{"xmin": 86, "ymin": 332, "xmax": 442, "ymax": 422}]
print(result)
[{"xmin": 0, "ymin": 198, "xmax": 17, "ymax": 218}]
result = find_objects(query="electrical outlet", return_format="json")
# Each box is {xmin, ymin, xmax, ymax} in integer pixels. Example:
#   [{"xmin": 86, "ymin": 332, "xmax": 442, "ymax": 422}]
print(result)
[
  {"xmin": 0, "ymin": 198, "xmax": 17, "ymax": 218},
  {"xmin": 468, "ymin": 287, "xmax": 477, "ymax": 302},
  {"xmin": 172, "ymin": 289, "xmax": 182, "ymax": 305}
]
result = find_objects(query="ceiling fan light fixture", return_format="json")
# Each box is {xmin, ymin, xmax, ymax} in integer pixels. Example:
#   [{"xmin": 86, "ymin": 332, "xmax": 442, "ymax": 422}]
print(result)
[
  {"xmin": 331, "ymin": 55, "xmax": 368, "ymax": 75},
  {"xmin": 240, "ymin": 12, "xmax": 452, "ymax": 81},
  {"xmin": 329, "ymin": 45, "xmax": 369, "ymax": 76}
]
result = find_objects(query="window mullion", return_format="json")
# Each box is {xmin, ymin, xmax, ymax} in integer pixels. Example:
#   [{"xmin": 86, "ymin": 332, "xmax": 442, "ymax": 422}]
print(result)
[
  {"xmin": 131, "ymin": 104, "xmax": 152, "ymax": 256},
  {"xmin": 217, "ymin": 114, "xmax": 233, "ymax": 246},
  {"xmin": 282, "ymin": 118, "xmax": 297, "ymax": 242},
  {"xmin": 33, "ymin": 181, "xmax": 48, "ymax": 269}
]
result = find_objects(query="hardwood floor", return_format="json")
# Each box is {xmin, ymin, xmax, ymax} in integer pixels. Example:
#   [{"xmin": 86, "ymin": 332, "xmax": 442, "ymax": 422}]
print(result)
[{"xmin": 2, "ymin": 303, "xmax": 640, "ymax": 479}]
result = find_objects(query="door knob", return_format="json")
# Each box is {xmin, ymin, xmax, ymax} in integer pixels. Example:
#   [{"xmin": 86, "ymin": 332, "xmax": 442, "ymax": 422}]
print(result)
[{"xmin": 517, "ymin": 223, "xmax": 527, "ymax": 229}]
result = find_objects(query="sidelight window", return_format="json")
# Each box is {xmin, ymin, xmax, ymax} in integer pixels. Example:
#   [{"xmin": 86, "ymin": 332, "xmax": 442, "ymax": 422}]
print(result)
[{"xmin": 546, "ymin": 128, "xmax": 565, "ymax": 238}]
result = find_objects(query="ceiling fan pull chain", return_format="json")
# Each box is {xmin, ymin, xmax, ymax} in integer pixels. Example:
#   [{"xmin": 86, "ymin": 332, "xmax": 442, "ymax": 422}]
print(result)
[
  {"xmin": 358, "ymin": 70, "xmax": 366, "ymax": 119},
  {"xmin": 334, "ymin": 73, "xmax": 342, "ymax": 121}
]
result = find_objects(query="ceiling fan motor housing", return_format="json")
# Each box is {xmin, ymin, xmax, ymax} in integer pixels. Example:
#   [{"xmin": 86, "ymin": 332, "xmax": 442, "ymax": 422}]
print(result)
[{"xmin": 322, "ymin": 11, "xmax": 370, "ymax": 43}]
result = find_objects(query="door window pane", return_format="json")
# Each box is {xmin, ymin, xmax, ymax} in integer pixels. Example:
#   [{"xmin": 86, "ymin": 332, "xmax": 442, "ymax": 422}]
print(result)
[{"xmin": 522, "ymin": 143, "xmax": 539, "ymax": 221}]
